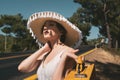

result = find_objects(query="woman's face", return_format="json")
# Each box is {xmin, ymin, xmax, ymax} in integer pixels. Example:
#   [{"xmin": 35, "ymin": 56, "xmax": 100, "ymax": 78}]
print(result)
[{"xmin": 42, "ymin": 21, "xmax": 61, "ymax": 41}]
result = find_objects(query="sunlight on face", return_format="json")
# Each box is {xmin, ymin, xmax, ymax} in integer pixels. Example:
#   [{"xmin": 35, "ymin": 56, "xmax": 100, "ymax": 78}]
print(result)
[{"xmin": 42, "ymin": 20, "xmax": 61, "ymax": 41}]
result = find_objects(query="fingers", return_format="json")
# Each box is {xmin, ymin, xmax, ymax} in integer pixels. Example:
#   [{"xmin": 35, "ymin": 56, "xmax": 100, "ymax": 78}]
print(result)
[
  {"xmin": 42, "ymin": 42, "xmax": 51, "ymax": 52},
  {"xmin": 67, "ymin": 49, "xmax": 79, "ymax": 62},
  {"xmin": 71, "ymin": 49, "xmax": 79, "ymax": 53},
  {"xmin": 68, "ymin": 53, "xmax": 78, "ymax": 59},
  {"xmin": 60, "ymin": 49, "xmax": 79, "ymax": 63},
  {"xmin": 67, "ymin": 51, "xmax": 78, "ymax": 62}
]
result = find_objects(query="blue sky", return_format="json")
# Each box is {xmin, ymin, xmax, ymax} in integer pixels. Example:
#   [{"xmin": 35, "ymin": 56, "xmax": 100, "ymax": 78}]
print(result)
[{"xmin": 0, "ymin": 0, "xmax": 99, "ymax": 40}]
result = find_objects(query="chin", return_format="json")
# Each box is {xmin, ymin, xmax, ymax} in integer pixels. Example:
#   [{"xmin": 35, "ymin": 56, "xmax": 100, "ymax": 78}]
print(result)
[
  {"xmin": 44, "ymin": 35, "xmax": 51, "ymax": 38},
  {"xmin": 44, "ymin": 37, "xmax": 51, "ymax": 41}
]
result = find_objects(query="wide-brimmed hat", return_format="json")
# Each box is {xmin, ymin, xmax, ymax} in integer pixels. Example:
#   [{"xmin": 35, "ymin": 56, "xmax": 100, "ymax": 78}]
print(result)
[{"xmin": 27, "ymin": 11, "xmax": 82, "ymax": 48}]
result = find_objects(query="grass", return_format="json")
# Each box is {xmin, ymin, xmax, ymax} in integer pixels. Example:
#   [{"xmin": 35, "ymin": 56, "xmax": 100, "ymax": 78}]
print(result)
[{"xmin": 102, "ymin": 46, "xmax": 120, "ymax": 55}]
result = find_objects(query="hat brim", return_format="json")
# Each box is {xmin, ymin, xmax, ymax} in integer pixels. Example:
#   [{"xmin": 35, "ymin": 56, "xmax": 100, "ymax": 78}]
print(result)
[{"xmin": 27, "ymin": 11, "xmax": 82, "ymax": 48}]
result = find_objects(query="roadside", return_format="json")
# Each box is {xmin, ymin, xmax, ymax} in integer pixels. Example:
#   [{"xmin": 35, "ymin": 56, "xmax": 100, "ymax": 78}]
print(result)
[{"xmin": 85, "ymin": 48, "xmax": 120, "ymax": 80}]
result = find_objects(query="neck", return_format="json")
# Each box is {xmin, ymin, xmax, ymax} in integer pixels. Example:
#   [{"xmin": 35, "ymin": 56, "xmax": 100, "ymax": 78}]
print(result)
[{"xmin": 49, "ymin": 39, "xmax": 62, "ymax": 49}]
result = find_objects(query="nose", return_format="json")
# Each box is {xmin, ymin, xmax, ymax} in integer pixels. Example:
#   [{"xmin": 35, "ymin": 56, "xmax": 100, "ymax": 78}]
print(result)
[{"xmin": 43, "ymin": 26, "xmax": 48, "ymax": 30}]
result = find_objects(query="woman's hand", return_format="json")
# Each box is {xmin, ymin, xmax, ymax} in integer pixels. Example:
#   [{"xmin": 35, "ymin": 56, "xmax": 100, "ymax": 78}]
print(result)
[
  {"xmin": 41, "ymin": 42, "xmax": 51, "ymax": 53},
  {"xmin": 61, "ymin": 49, "xmax": 79, "ymax": 62}
]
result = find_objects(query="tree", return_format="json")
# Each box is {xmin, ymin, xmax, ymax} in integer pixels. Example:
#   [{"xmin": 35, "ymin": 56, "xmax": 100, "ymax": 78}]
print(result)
[
  {"xmin": 1, "ymin": 26, "xmax": 11, "ymax": 52},
  {"xmin": 0, "ymin": 14, "xmax": 38, "ymax": 52},
  {"xmin": 0, "ymin": 35, "xmax": 4, "ymax": 52},
  {"xmin": 74, "ymin": 0, "xmax": 120, "ymax": 48},
  {"xmin": 69, "ymin": 8, "xmax": 91, "ymax": 45}
]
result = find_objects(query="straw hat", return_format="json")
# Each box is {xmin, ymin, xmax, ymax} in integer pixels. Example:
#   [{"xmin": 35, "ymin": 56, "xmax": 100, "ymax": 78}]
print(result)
[{"xmin": 27, "ymin": 11, "xmax": 82, "ymax": 48}]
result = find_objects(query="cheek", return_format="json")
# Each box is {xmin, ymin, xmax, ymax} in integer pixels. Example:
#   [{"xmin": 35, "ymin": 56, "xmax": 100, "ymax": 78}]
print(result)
[
  {"xmin": 50, "ymin": 29, "xmax": 61, "ymax": 38},
  {"xmin": 43, "ymin": 30, "xmax": 56, "ymax": 38},
  {"xmin": 52, "ymin": 28, "xmax": 61, "ymax": 35},
  {"xmin": 43, "ymin": 28, "xmax": 60, "ymax": 39},
  {"xmin": 50, "ymin": 30, "xmax": 57, "ymax": 36}
]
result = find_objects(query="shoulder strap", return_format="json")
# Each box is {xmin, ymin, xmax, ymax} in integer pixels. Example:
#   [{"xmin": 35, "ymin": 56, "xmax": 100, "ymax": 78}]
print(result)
[{"xmin": 59, "ymin": 48, "xmax": 67, "ymax": 58}]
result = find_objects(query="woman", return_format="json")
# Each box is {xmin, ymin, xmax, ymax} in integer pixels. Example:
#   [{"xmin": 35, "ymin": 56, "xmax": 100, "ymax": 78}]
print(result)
[{"xmin": 18, "ymin": 11, "xmax": 82, "ymax": 80}]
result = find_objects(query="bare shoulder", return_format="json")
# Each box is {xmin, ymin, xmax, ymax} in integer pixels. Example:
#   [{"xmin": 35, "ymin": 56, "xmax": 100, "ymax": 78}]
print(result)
[{"xmin": 62, "ymin": 45, "xmax": 75, "ymax": 52}]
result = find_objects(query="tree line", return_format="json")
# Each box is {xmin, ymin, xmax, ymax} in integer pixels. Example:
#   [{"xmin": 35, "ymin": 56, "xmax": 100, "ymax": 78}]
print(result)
[
  {"xmin": 71, "ymin": 0, "xmax": 120, "ymax": 48},
  {"xmin": 0, "ymin": 0, "xmax": 120, "ymax": 53},
  {"xmin": 0, "ymin": 14, "xmax": 38, "ymax": 53}
]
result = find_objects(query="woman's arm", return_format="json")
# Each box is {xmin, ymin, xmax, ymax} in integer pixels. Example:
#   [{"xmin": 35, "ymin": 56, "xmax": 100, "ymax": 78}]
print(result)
[
  {"xmin": 52, "ymin": 48, "xmax": 78, "ymax": 80},
  {"xmin": 18, "ymin": 43, "xmax": 51, "ymax": 72}
]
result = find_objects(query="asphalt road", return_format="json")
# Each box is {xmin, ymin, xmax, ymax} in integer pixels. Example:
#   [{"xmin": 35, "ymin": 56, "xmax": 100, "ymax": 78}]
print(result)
[
  {"xmin": 0, "ymin": 53, "xmax": 36, "ymax": 80},
  {"xmin": 0, "ymin": 45, "xmax": 95, "ymax": 80}
]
